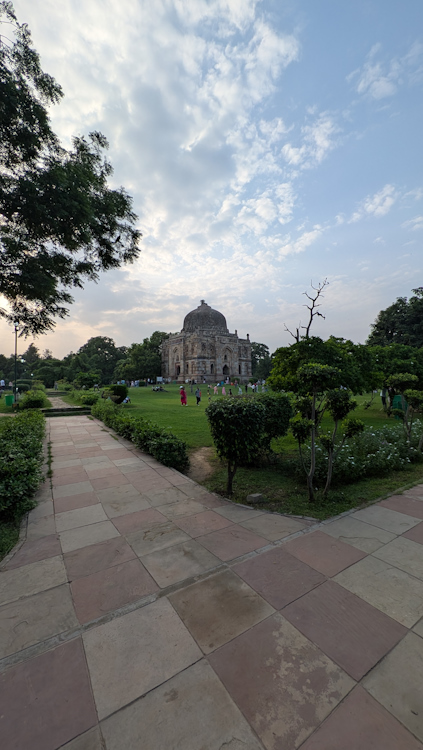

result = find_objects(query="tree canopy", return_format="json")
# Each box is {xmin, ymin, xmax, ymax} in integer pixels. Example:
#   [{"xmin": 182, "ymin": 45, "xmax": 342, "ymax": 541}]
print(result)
[
  {"xmin": 0, "ymin": 2, "xmax": 141, "ymax": 336},
  {"xmin": 367, "ymin": 288, "xmax": 423, "ymax": 348}
]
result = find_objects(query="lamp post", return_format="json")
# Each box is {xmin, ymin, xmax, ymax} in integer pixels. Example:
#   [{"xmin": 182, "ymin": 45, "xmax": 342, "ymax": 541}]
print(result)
[{"xmin": 13, "ymin": 321, "xmax": 19, "ymax": 404}]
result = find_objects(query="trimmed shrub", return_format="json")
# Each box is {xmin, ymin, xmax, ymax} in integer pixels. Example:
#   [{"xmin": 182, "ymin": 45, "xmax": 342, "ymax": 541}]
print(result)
[
  {"xmin": 109, "ymin": 384, "xmax": 128, "ymax": 404},
  {"xmin": 0, "ymin": 411, "xmax": 45, "ymax": 521},
  {"xmin": 16, "ymin": 379, "xmax": 32, "ymax": 387},
  {"xmin": 256, "ymin": 392, "xmax": 292, "ymax": 452},
  {"xmin": 20, "ymin": 390, "xmax": 49, "ymax": 410},
  {"xmin": 16, "ymin": 383, "xmax": 30, "ymax": 393},
  {"xmin": 79, "ymin": 392, "xmax": 100, "ymax": 406}
]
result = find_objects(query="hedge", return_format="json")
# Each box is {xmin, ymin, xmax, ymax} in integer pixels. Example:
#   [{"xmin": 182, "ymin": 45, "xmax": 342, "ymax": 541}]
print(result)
[
  {"xmin": 0, "ymin": 411, "xmax": 45, "ymax": 521},
  {"xmin": 91, "ymin": 400, "xmax": 189, "ymax": 472}
]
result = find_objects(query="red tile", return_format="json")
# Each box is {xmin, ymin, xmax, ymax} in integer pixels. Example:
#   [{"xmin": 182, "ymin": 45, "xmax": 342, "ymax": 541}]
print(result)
[
  {"xmin": 54, "ymin": 492, "xmax": 99, "ymax": 513},
  {"xmin": 112, "ymin": 508, "xmax": 167, "ymax": 535},
  {"xmin": 0, "ymin": 638, "xmax": 97, "ymax": 750},
  {"xmin": 53, "ymin": 472, "xmax": 89, "ymax": 487},
  {"xmin": 403, "ymin": 521, "xmax": 423, "ymax": 545},
  {"xmin": 51, "ymin": 448, "xmax": 77, "ymax": 457},
  {"xmin": 100, "ymin": 449, "xmax": 134, "ymax": 459},
  {"xmin": 64, "ymin": 536, "xmax": 137, "ymax": 579},
  {"xmin": 175, "ymin": 510, "xmax": 233, "ymax": 538},
  {"xmin": 4, "ymin": 535, "xmax": 61, "ymax": 570},
  {"xmin": 283, "ymin": 580, "xmax": 406, "ymax": 680},
  {"xmin": 233, "ymin": 546, "xmax": 326, "ymax": 609},
  {"xmin": 197, "ymin": 524, "xmax": 268, "ymax": 561},
  {"xmin": 283, "ymin": 530, "xmax": 367, "ymax": 576},
  {"xmin": 84, "ymin": 465, "xmax": 121, "ymax": 479},
  {"xmin": 71, "ymin": 559, "xmax": 158, "ymax": 623},
  {"xmin": 90, "ymin": 474, "xmax": 131, "ymax": 490},
  {"xmin": 380, "ymin": 496, "xmax": 423, "ymax": 520},
  {"xmin": 76, "ymin": 448, "xmax": 104, "ymax": 457},
  {"xmin": 300, "ymin": 686, "xmax": 423, "ymax": 750},
  {"xmin": 54, "ymin": 466, "xmax": 84, "ymax": 478},
  {"xmin": 130, "ymin": 476, "xmax": 172, "ymax": 492}
]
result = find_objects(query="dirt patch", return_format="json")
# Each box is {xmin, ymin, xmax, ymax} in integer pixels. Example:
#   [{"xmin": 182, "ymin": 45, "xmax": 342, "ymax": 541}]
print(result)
[{"xmin": 187, "ymin": 447, "xmax": 215, "ymax": 483}]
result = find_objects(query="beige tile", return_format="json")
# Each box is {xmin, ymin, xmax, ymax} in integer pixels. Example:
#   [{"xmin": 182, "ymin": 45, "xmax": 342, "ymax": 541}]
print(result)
[
  {"xmin": 126, "ymin": 522, "xmax": 191, "ymax": 557},
  {"xmin": 413, "ymin": 618, "xmax": 423, "ymax": 638},
  {"xmin": 146, "ymin": 487, "xmax": 191, "ymax": 507},
  {"xmin": 0, "ymin": 585, "xmax": 78, "ymax": 658},
  {"xmin": 215, "ymin": 505, "xmax": 265, "ymax": 523},
  {"xmin": 56, "ymin": 504, "xmax": 108, "ymax": 532},
  {"xmin": 59, "ymin": 727, "xmax": 102, "ymax": 750},
  {"xmin": 157, "ymin": 499, "xmax": 207, "ymax": 519},
  {"xmin": 28, "ymin": 500, "xmax": 54, "ymax": 521},
  {"xmin": 240, "ymin": 513, "xmax": 307, "ymax": 541},
  {"xmin": 83, "ymin": 598, "xmax": 201, "ymax": 719},
  {"xmin": 142, "ymin": 540, "xmax": 221, "ymax": 587},
  {"xmin": 53, "ymin": 481, "xmax": 94, "ymax": 499},
  {"xmin": 26, "ymin": 515, "xmax": 56, "ymax": 540},
  {"xmin": 101, "ymin": 492, "xmax": 151, "ymax": 518},
  {"xmin": 101, "ymin": 660, "xmax": 263, "ymax": 750},
  {"xmin": 363, "ymin": 633, "xmax": 423, "ymax": 742},
  {"xmin": 334, "ymin": 555, "xmax": 423, "ymax": 627},
  {"xmin": 0, "ymin": 556, "xmax": 67, "ymax": 606},
  {"xmin": 59, "ymin": 521, "xmax": 120, "ymax": 554},
  {"xmin": 352, "ymin": 505, "xmax": 421, "ymax": 534},
  {"xmin": 323, "ymin": 516, "xmax": 397, "ymax": 553},
  {"xmin": 373, "ymin": 536, "xmax": 423, "ymax": 581}
]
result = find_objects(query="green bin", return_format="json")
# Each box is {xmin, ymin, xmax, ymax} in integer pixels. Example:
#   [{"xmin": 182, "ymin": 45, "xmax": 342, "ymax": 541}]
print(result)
[{"xmin": 5, "ymin": 394, "xmax": 14, "ymax": 406}]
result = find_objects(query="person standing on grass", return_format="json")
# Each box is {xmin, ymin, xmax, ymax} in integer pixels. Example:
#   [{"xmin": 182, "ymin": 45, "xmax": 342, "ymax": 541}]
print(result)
[
  {"xmin": 195, "ymin": 387, "xmax": 201, "ymax": 405},
  {"xmin": 180, "ymin": 386, "xmax": 187, "ymax": 406},
  {"xmin": 214, "ymin": 384, "xmax": 218, "ymax": 395},
  {"xmin": 222, "ymin": 385, "xmax": 226, "ymax": 396}
]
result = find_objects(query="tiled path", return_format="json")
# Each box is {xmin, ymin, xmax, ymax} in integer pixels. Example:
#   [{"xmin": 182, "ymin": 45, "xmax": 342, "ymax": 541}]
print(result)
[{"xmin": 1, "ymin": 416, "xmax": 423, "ymax": 749}]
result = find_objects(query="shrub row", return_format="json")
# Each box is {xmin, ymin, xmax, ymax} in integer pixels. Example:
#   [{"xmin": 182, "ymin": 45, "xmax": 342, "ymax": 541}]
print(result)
[
  {"xmin": 20, "ymin": 389, "xmax": 50, "ymax": 410},
  {"xmin": 0, "ymin": 411, "xmax": 45, "ymax": 521},
  {"xmin": 91, "ymin": 400, "xmax": 189, "ymax": 472}
]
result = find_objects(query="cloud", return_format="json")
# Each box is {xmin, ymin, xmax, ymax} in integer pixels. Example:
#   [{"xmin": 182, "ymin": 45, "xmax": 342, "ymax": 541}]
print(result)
[
  {"xmin": 281, "ymin": 114, "xmax": 339, "ymax": 170},
  {"xmin": 348, "ymin": 42, "xmax": 423, "ymax": 100},
  {"xmin": 402, "ymin": 216, "xmax": 423, "ymax": 231},
  {"xmin": 349, "ymin": 184, "xmax": 397, "ymax": 222}
]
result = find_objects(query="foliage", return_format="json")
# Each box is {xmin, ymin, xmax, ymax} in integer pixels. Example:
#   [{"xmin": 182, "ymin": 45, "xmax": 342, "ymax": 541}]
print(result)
[
  {"xmin": 108, "ymin": 384, "xmax": 128, "ymax": 403},
  {"xmin": 19, "ymin": 389, "xmax": 49, "ymax": 409},
  {"xmin": 73, "ymin": 370, "xmax": 101, "ymax": 389},
  {"xmin": 0, "ymin": 410, "xmax": 45, "ymax": 521},
  {"xmin": 114, "ymin": 331, "xmax": 169, "ymax": 381},
  {"xmin": 255, "ymin": 392, "xmax": 292, "ymax": 452},
  {"xmin": 79, "ymin": 392, "xmax": 100, "ymax": 406},
  {"xmin": 206, "ymin": 397, "xmax": 266, "ymax": 494},
  {"xmin": 367, "ymin": 288, "xmax": 423, "ymax": 348},
  {"xmin": 0, "ymin": 2, "xmax": 141, "ymax": 335},
  {"xmin": 251, "ymin": 342, "xmax": 272, "ymax": 380},
  {"xmin": 91, "ymin": 398, "xmax": 189, "ymax": 471}
]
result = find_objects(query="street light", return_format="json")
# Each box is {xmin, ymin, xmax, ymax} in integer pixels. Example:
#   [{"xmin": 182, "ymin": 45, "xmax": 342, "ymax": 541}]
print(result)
[{"xmin": 13, "ymin": 321, "xmax": 19, "ymax": 404}]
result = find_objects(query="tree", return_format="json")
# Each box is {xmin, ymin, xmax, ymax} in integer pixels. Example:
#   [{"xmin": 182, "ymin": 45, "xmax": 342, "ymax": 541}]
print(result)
[
  {"xmin": 22, "ymin": 342, "xmax": 40, "ymax": 366},
  {"xmin": 285, "ymin": 279, "xmax": 328, "ymax": 342},
  {"xmin": 251, "ymin": 342, "xmax": 272, "ymax": 380},
  {"xmin": 76, "ymin": 336, "xmax": 126, "ymax": 384},
  {"xmin": 367, "ymin": 288, "xmax": 423, "ymax": 348},
  {"xmin": 115, "ymin": 331, "xmax": 168, "ymax": 381},
  {"xmin": 0, "ymin": 2, "xmax": 141, "ymax": 336}
]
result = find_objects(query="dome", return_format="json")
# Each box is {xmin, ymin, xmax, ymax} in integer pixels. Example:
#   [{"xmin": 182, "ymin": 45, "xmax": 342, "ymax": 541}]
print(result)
[{"xmin": 183, "ymin": 300, "xmax": 229, "ymax": 333}]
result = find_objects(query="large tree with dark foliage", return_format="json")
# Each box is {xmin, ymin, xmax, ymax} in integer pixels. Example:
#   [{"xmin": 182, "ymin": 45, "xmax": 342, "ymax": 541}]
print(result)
[
  {"xmin": 367, "ymin": 288, "xmax": 423, "ymax": 348},
  {"xmin": 0, "ymin": 2, "xmax": 141, "ymax": 336}
]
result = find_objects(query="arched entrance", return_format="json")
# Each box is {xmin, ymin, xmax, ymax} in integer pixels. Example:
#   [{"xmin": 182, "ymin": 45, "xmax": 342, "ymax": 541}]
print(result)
[{"xmin": 223, "ymin": 364, "xmax": 229, "ymax": 376}]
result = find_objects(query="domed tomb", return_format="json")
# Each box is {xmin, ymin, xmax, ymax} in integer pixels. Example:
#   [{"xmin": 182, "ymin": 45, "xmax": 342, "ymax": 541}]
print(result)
[{"xmin": 183, "ymin": 300, "xmax": 229, "ymax": 334}]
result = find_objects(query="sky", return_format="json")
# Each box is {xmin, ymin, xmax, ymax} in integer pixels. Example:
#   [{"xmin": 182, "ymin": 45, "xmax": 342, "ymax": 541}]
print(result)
[{"xmin": 1, "ymin": 0, "xmax": 422, "ymax": 358}]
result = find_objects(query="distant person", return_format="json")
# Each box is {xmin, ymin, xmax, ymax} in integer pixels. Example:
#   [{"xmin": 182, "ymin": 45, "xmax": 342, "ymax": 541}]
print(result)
[
  {"xmin": 122, "ymin": 396, "xmax": 131, "ymax": 404},
  {"xmin": 229, "ymin": 388, "xmax": 232, "ymax": 396},
  {"xmin": 245, "ymin": 384, "xmax": 248, "ymax": 393},
  {"xmin": 214, "ymin": 385, "xmax": 218, "ymax": 395},
  {"xmin": 195, "ymin": 387, "xmax": 201, "ymax": 405},
  {"xmin": 222, "ymin": 386, "xmax": 226, "ymax": 396},
  {"xmin": 180, "ymin": 386, "xmax": 187, "ymax": 406},
  {"xmin": 238, "ymin": 386, "xmax": 242, "ymax": 395}
]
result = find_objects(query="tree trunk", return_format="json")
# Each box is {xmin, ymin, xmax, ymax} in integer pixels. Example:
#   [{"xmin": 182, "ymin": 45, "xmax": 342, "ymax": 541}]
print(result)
[
  {"xmin": 227, "ymin": 461, "xmax": 237, "ymax": 495},
  {"xmin": 307, "ymin": 394, "xmax": 317, "ymax": 502}
]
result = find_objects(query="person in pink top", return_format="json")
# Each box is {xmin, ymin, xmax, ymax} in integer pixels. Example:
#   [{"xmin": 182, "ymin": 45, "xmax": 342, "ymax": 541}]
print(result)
[
  {"xmin": 180, "ymin": 386, "xmax": 187, "ymax": 406},
  {"xmin": 214, "ymin": 385, "xmax": 218, "ymax": 395},
  {"xmin": 222, "ymin": 386, "xmax": 226, "ymax": 395}
]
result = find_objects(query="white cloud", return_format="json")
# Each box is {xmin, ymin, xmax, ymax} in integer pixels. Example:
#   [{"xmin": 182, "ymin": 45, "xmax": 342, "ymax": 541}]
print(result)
[
  {"xmin": 349, "ymin": 184, "xmax": 397, "ymax": 222},
  {"xmin": 281, "ymin": 114, "xmax": 339, "ymax": 170},
  {"xmin": 349, "ymin": 42, "xmax": 423, "ymax": 100},
  {"xmin": 402, "ymin": 216, "xmax": 423, "ymax": 231}
]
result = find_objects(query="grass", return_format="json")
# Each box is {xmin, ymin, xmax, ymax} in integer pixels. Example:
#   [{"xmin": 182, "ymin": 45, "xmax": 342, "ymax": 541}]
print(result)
[
  {"xmin": 0, "ymin": 393, "xmax": 51, "ymax": 414},
  {"xmin": 0, "ymin": 520, "xmax": 21, "ymax": 560}
]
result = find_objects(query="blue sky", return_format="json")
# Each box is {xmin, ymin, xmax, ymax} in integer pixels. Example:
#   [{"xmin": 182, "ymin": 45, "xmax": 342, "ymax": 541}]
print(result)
[{"xmin": 2, "ymin": 0, "xmax": 422, "ymax": 357}]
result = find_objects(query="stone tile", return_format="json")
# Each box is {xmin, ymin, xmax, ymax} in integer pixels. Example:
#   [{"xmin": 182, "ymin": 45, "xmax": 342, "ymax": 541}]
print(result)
[
  {"xmin": 111, "ymin": 508, "xmax": 167, "ymax": 535},
  {"xmin": 322, "ymin": 516, "xmax": 397, "ymax": 553},
  {"xmin": 146, "ymin": 486, "xmax": 190, "ymax": 507},
  {"xmin": 0, "ymin": 585, "xmax": 78, "ymax": 658},
  {"xmin": 283, "ymin": 530, "xmax": 367, "ymax": 577},
  {"xmin": 142, "ymin": 539, "xmax": 221, "ymax": 587},
  {"xmin": 373, "ymin": 536, "xmax": 423, "ymax": 581},
  {"xmin": 59, "ymin": 521, "xmax": 120, "ymax": 554},
  {"xmin": 215, "ymin": 504, "xmax": 265, "ymax": 522},
  {"xmin": 300, "ymin": 685, "xmax": 423, "ymax": 750},
  {"xmin": 59, "ymin": 727, "xmax": 102, "ymax": 750},
  {"xmin": 380, "ymin": 495, "xmax": 423, "ymax": 519},
  {"xmin": 403, "ymin": 521, "xmax": 423, "ymax": 545},
  {"xmin": 83, "ymin": 597, "xmax": 201, "ymax": 720},
  {"xmin": 175, "ymin": 510, "xmax": 233, "ymax": 538},
  {"xmin": 233, "ymin": 546, "xmax": 326, "ymax": 609},
  {"xmin": 83, "ymin": 465, "xmax": 121, "ymax": 479},
  {"xmin": 120, "ymin": 462, "xmax": 152, "ymax": 475},
  {"xmin": 126, "ymin": 522, "xmax": 191, "ymax": 557},
  {"xmin": 28, "ymin": 499, "xmax": 54, "ymax": 520},
  {"xmin": 113, "ymin": 457, "xmax": 146, "ymax": 466},
  {"xmin": 178, "ymin": 482, "xmax": 209, "ymax": 498},
  {"xmin": 3, "ymin": 534, "xmax": 61, "ymax": 570},
  {"xmin": 52, "ymin": 448, "xmax": 77, "ymax": 457},
  {"xmin": 0, "ymin": 639, "xmax": 97, "ymax": 750},
  {"xmin": 56, "ymin": 503, "xmax": 108, "ymax": 533},
  {"xmin": 283, "ymin": 580, "xmax": 406, "ymax": 680},
  {"xmin": 197, "ymin": 524, "xmax": 268, "ymax": 561},
  {"xmin": 54, "ymin": 492, "xmax": 99, "ymax": 513},
  {"xmin": 157, "ymin": 498, "xmax": 208, "ymax": 519},
  {"xmin": 52, "ymin": 460, "xmax": 82, "ymax": 470},
  {"xmin": 0, "ymin": 556, "xmax": 67, "ymax": 606},
  {"xmin": 194, "ymin": 491, "xmax": 226, "ymax": 508},
  {"xmin": 130, "ymin": 475, "xmax": 172, "ymax": 492},
  {"xmin": 98, "ymin": 448, "xmax": 133, "ymax": 459},
  {"xmin": 90, "ymin": 474, "xmax": 131, "ymax": 491},
  {"xmin": 352, "ymin": 505, "xmax": 421, "ymax": 534},
  {"xmin": 26, "ymin": 514, "xmax": 56, "ymax": 540},
  {"xmin": 169, "ymin": 473, "xmax": 198, "ymax": 487},
  {"xmin": 101, "ymin": 659, "xmax": 263, "ymax": 750},
  {"xmin": 209, "ymin": 612, "xmax": 354, "ymax": 750},
  {"xmin": 76, "ymin": 449, "xmax": 104, "ymax": 458},
  {"xmin": 169, "ymin": 569, "xmax": 274, "ymax": 653},
  {"xmin": 413, "ymin": 618, "xmax": 423, "ymax": 637},
  {"xmin": 53, "ymin": 472, "xmax": 89, "ymax": 487},
  {"xmin": 71, "ymin": 559, "xmax": 158, "ymax": 623},
  {"xmin": 64, "ymin": 536, "xmax": 137, "ymax": 580},
  {"xmin": 335, "ymin": 554, "xmax": 423, "ymax": 628},
  {"xmin": 240, "ymin": 513, "xmax": 308, "ymax": 541},
  {"xmin": 101, "ymin": 491, "xmax": 151, "ymax": 518},
  {"xmin": 54, "ymin": 465, "xmax": 87, "ymax": 478},
  {"xmin": 404, "ymin": 486, "xmax": 423, "ymax": 498},
  {"xmin": 363, "ymin": 633, "xmax": 423, "ymax": 742},
  {"xmin": 81, "ymin": 455, "xmax": 112, "ymax": 466},
  {"xmin": 53, "ymin": 481, "xmax": 94, "ymax": 499},
  {"xmin": 96, "ymin": 482, "xmax": 145, "ymax": 506}
]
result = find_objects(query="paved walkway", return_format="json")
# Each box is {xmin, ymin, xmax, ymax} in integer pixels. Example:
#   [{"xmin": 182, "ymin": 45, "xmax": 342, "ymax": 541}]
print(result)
[{"xmin": 1, "ymin": 415, "xmax": 423, "ymax": 749}]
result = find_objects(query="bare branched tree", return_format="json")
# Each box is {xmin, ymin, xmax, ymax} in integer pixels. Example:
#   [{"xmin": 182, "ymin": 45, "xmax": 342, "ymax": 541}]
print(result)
[{"xmin": 285, "ymin": 279, "xmax": 329, "ymax": 342}]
